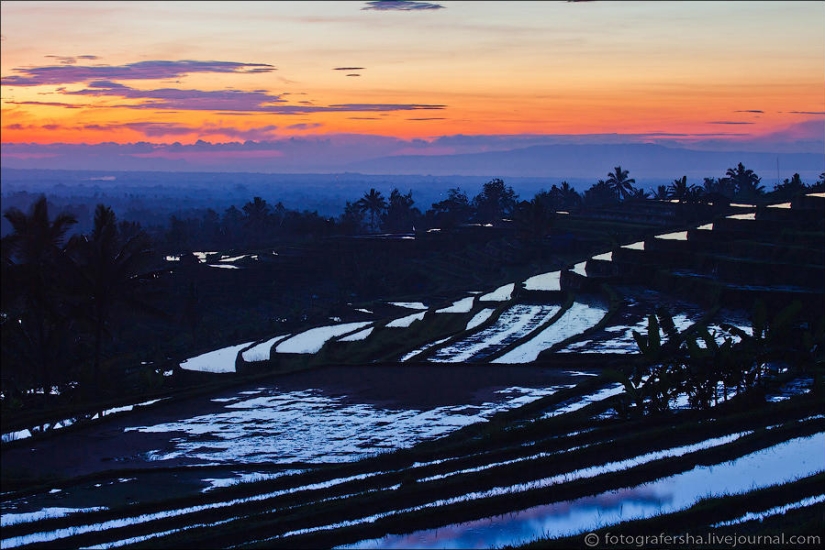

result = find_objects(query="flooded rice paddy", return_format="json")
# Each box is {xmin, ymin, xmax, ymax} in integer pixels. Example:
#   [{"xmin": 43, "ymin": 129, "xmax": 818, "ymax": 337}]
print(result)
[
  {"xmin": 430, "ymin": 304, "xmax": 561, "ymax": 363},
  {"xmin": 123, "ymin": 383, "xmax": 563, "ymax": 465},
  {"xmin": 523, "ymin": 270, "xmax": 561, "ymax": 291},
  {"xmin": 494, "ymin": 299, "xmax": 608, "ymax": 362},
  {"xmin": 275, "ymin": 322, "xmax": 372, "ymax": 354},
  {"xmin": 340, "ymin": 433, "xmax": 825, "ymax": 549}
]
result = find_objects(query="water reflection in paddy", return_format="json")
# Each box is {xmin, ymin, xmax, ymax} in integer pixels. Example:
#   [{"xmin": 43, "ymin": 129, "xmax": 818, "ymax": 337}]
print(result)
[
  {"xmin": 124, "ymin": 385, "xmax": 563, "ymax": 465},
  {"xmin": 342, "ymin": 433, "xmax": 825, "ymax": 549},
  {"xmin": 494, "ymin": 300, "xmax": 607, "ymax": 363},
  {"xmin": 430, "ymin": 305, "xmax": 560, "ymax": 363}
]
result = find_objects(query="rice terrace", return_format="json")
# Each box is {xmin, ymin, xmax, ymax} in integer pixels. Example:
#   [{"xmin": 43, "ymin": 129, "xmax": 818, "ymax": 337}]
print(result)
[
  {"xmin": 3, "ymin": 173, "xmax": 823, "ymax": 548},
  {"xmin": 1, "ymin": 1, "xmax": 824, "ymax": 549}
]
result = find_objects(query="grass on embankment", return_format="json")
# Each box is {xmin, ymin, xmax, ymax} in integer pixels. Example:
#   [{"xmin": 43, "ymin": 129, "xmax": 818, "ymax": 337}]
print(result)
[{"xmin": 514, "ymin": 473, "xmax": 825, "ymax": 549}]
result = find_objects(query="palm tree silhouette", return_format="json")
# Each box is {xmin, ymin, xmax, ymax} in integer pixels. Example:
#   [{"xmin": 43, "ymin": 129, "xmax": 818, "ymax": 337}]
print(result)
[
  {"xmin": 653, "ymin": 185, "xmax": 671, "ymax": 201},
  {"xmin": 68, "ymin": 205, "xmax": 158, "ymax": 393},
  {"xmin": 242, "ymin": 196, "xmax": 272, "ymax": 245},
  {"xmin": 383, "ymin": 188, "xmax": 419, "ymax": 233},
  {"xmin": 605, "ymin": 166, "xmax": 636, "ymax": 201},
  {"xmin": 555, "ymin": 181, "xmax": 582, "ymax": 211},
  {"xmin": 668, "ymin": 175, "xmax": 701, "ymax": 203},
  {"xmin": 356, "ymin": 188, "xmax": 387, "ymax": 232},
  {"xmin": 2, "ymin": 196, "xmax": 77, "ymax": 405},
  {"xmin": 725, "ymin": 162, "xmax": 764, "ymax": 200},
  {"xmin": 473, "ymin": 178, "xmax": 518, "ymax": 224}
]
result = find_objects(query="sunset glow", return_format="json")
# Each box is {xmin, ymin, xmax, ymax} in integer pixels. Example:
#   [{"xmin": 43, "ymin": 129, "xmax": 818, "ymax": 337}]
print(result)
[{"xmin": 1, "ymin": 1, "xmax": 823, "ymax": 171}]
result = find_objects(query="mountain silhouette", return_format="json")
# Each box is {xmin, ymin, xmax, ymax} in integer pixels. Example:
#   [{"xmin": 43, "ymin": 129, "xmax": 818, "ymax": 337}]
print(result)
[{"xmin": 345, "ymin": 143, "xmax": 823, "ymax": 180}]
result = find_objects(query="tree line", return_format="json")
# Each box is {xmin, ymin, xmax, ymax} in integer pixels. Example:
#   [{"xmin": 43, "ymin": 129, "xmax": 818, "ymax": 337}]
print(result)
[{"xmin": 157, "ymin": 165, "xmax": 825, "ymax": 253}]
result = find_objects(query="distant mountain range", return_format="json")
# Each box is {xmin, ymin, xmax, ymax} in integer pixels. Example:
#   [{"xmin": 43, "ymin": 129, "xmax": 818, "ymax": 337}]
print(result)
[
  {"xmin": 345, "ymin": 143, "xmax": 824, "ymax": 182},
  {"xmin": 2, "ymin": 142, "xmax": 822, "ymax": 189}
]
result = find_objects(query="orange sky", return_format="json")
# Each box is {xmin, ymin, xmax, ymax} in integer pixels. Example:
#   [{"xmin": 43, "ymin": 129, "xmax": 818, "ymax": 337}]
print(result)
[{"xmin": 1, "ymin": 1, "xmax": 823, "ymax": 154}]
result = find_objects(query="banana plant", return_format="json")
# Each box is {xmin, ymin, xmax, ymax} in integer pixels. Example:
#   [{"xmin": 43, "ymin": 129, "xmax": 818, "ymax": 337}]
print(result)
[
  {"xmin": 682, "ymin": 324, "xmax": 736, "ymax": 409},
  {"xmin": 632, "ymin": 313, "xmax": 661, "ymax": 362}
]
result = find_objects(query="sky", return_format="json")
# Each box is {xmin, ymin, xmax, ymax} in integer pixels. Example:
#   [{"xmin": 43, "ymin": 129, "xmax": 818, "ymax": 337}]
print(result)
[{"xmin": 1, "ymin": 0, "xmax": 823, "ymax": 174}]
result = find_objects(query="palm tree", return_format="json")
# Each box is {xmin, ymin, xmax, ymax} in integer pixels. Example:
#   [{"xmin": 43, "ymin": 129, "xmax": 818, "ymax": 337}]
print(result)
[
  {"xmin": 725, "ymin": 162, "xmax": 764, "ymax": 200},
  {"xmin": 473, "ymin": 178, "xmax": 518, "ymax": 224},
  {"xmin": 242, "ymin": 196, "xmax": 272, "ymax": 245},
  {"xmin": 339, "ymin": 201, "xmax": 366, "ymax": 235},
  {"xmin": 382, "ymin": 188, "xmax": 420, "ymax": 233},
  {"xmin": 583, "ymin": 179, "xmax": 619, "ymax": 208},
  {"xmin": 628, "ymin": 188, "xmax": 650, "ymax": 202},
  {"xmin": 668, "ymin": 175, "xmax": 702, "ymax": 203},
  {"xmin": 514, "ymin": 196, "xmax": 555, "ymax": 240},
  {"xmin": 653, "ymin": 185, "xmax": 671, "ymax": 201},
  {"xmin": 605, "ymin": 166, "xmax": 636, "ymax": 201},
  {"xmin": 68, "ymin": 205, "xmax": 158, "ymax": 393},
  {"xmin": 356, "ymin": 188, "xmax": 387, "ymax": 232},
  {"xmin": 553, "ymin": 181, "xmax": 582, "ymax": 211},
  {"xmin": 700, "ymin": 176, "xmax": 735, "ymax": 205},
  {"xmin": 815, "ymin": 172, "xmax": 825, "ymax": 191},
  {"xmin": 2, "ymin": 196, "xmax": 77, "ymax": 405}
]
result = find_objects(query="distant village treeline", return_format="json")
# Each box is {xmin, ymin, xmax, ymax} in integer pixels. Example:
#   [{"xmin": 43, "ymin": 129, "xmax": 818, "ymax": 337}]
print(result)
[{"xmin": 3, "ymin": 164, "xmax": 823, "ymax": 245}]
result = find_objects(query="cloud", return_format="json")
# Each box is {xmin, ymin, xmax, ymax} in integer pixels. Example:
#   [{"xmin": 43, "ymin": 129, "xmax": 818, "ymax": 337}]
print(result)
[
  {"xmin": 63, "ymin": 82, "xmax": 288, "ymax": 111},
  {"xmin": 707, "ymin": 121, "xmax": 754, "ymax": 125},
  {"xmin": 120, "ymin": 122, "xmax": 199, "ymax": 137},
  {"xmin": 1, "ymin": 59, "xmax": 275, "ymax": 86},
  {"xmin": 123, "ymin": 122, "xmax": 280, "ymax": 141},
  {"xmin": 6, "ymin": 100, "xmax": 86, "ymax": 109},
  {"xmin": 42, "ymin": 55, "xmax": 98, "ymax": 66},
  {"xmin": 287, "ymin": 123, "xmax": 323, "ymax": 130},
  {"xmin": 45, "ymin": 55, "xmax": 80, "ymax": 65},
  {"xmin": 362, "ymin": 1, "xmax": 444, "ymax": 11},
  {"xmin": 333, "ymin": 67, "xmax": 365, "ymax": 71},
  {"xmin": 346, "ymin": 74, "xmax": 361, "ymax": 77},
  {"xmin": 1, "ymin": 121, "xmax": 277, "ymax": 141},
  {"xmin": 87, "ymin": 80, "xmax": 132, "ymax": 89},
  {"xmin": 43, "ymin": 81, "xmax": 444, "ymax": 114},
  {"xmin": 786, "ymin": 111, "xmax": 825, "ymax": 115},
  {"xmin": 328, "ymin": 103, "xmax": 444, "ymax": 112},
  {"xmin": 734, "ymin": 110, "xmax": 764, "ymax": 114},
  {"xmin": 760, "ymin": 119, "xmax": 825, "ymax": 142},
  {"xmin": 407, "ymin": 117, "xmax": 446, "ymax": 121}
]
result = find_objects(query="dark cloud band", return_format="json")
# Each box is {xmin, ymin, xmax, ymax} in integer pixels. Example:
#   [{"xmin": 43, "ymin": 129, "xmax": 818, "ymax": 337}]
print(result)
[
  {"xmin": 1, "ymin": 59, "xmax": 275, "ymax": 87},
  {"xmin": 362, "ymin": 1, "xmax": 444, "ymax": 11}
]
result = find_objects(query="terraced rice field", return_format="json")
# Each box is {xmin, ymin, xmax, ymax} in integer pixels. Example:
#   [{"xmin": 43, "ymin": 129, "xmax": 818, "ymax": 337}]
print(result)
[{"xmin": 3, "ymin": 200, "xmax": 823, "ymax": 548}]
